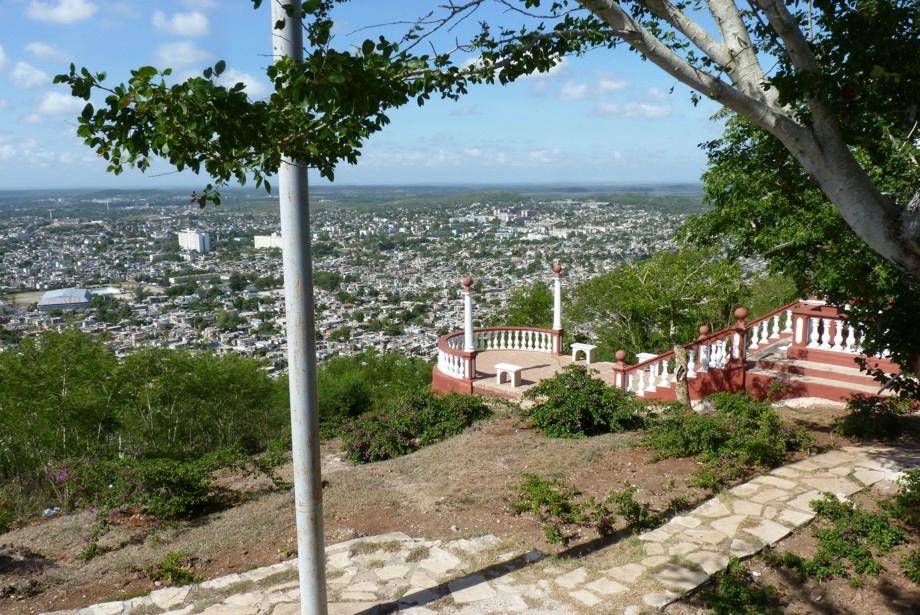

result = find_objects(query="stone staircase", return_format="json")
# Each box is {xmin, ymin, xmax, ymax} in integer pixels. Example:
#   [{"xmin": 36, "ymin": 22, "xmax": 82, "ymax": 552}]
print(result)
[{"xmin": 747, "ymin": 340, "xmax": 886, "ymax": 402}]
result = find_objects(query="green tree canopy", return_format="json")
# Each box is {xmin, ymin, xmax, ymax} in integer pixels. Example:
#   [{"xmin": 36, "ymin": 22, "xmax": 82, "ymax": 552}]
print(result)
[
  {"xmin": 684, "ymin": 115, "xmax": 920, "ymax": 369},
  {"xmin": 567, "ymin": 249, "xmax": 749, "ymax": 361}
]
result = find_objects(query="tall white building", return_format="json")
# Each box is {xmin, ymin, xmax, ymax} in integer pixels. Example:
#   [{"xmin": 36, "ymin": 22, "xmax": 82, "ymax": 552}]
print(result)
[
  {"xmin": 254, "ymin": 232, "xmax": 283, "ymax": 250},
  {"xmin": 178, "ymin": 229, "xmax": 210, "ymax": 253}
]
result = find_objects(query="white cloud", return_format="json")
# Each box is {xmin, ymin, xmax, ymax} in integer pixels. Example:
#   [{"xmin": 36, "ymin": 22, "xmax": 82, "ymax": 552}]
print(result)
[
  {"xmin": 37, "ymin": 91, "xmax": 84, "ymax": 115},
  {"xmin": 528, "ymin": 148, "xmax": 562, "ymax": 164},
  {"xmin": 449, "ymin": 105, "xmax": 480, "ymax": 117},
  {"xmin": 0, "ymin": 44, "xmax": 7, "ymax": 70},
  {"xmin": 464, "ymin": 147, "xmax": 483, "ymax": 157},
  {"xmin": 217, "ymin": 68, "xmax": 269, "ymax": 98},
  {"xmin": 596, "ymin": 102, "xmax": 672, "ymax": 119},
  {"xmin": 27, "ymin": 0, "xmax": 98, "ymax": 24},
  {"xmin": 11, "ymin": 62, "xmax": 50, "ymax": 88},
  {"xmin": 157, "ymin": 41, "xmax": 213, "ymax": 66},
  {"xmin": 22, "ymin": 113, "xmax": 43, "ymax": 125},
  {"xmin": 0, "ymin": 144, "xmax": 14, "ymax": 160},
  {"xmin": 153, "ymin": 10, "xmax": 210, "ymax": 37},
  {"xmin": 25, "ymin": 41, "xmax": 70, "ymax": 62},
  {"xmin": 560, "ymin": 81, "xmax": 590, "ymax": 101},
  {"xmin": 647, "ymin": 87, "xmax": 669, "ymax": 100},
  {"xmin": 0, "ymin": 99, "xmax": 8, "ymax": 109},
  {"xmin": 598, "ymin": 74, "xmax": 629, "ymax": 92}
]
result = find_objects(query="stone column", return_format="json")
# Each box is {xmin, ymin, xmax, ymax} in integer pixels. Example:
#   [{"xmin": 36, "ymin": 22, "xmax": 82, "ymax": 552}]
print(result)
[{"xmin": 462, "ymin": 275, "xmax": 475, "ymax": 353}]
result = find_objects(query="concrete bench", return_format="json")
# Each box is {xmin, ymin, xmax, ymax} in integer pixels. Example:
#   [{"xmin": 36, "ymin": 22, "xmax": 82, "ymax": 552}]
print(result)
[
  {"xmin": 494, "ymin": 362, "xmax": 524, "ymax": 387},
  {"xmin": 571, "ymin": 343, "xmax": 597, "ymax": 364}
]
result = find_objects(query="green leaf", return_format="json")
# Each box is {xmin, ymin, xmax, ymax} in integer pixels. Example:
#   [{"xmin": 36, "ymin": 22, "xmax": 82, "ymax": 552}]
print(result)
[{"xmin": 215, "ymin": 60, "xmax": 226, "ymax": 76}]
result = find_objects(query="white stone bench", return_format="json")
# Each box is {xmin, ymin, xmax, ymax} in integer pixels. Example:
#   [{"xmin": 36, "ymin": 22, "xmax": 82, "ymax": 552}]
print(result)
[
  {"xmin": 571, "ymin": 343, "xmax": 597, "ymax": 364},
  {"xmin": 494, "ymin": 362, "xmax": 524, "ymax": 387}
]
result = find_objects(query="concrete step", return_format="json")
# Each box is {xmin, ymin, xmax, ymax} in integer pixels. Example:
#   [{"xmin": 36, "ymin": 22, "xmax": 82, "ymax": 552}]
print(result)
[
  {"xmin": 747, "ymin": 366, "xmax": 883, "ymax": 402},
  {"xmin": 749, "ymin": 339, "xmax": 881, "ymax": 387}
]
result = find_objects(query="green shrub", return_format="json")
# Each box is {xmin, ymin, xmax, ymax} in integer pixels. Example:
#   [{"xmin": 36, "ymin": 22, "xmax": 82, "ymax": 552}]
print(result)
[
  {"xmin": 508, "ymin": 473, "xmax": 591, "ymax": 545},
  {"xmin": 63, "ymin": 448, "xmax": 275, "ymax": 520},
  {"xmin": 702, "ymin": 556, "xmax": 781, "ymax": 615},
  {"xmin": 902, "ymin": 548, "xmax": 920, "ymax": 584},
  {"xmin": 0, "ymin": 508, "xmax": 14, "ymax": 534},
  {"xmin": 523, "ymin": 364, "xmax": 644, "ymax": 438},
  {"xmin": 340, "ymin": 392, "xmax": 490, "ymax": 463},
  {"xmin": 644, "ymin": 393, "xmax": 814, "ymax": 488},
  {"xmin": 148, "ymin": 551, "xmax": 202, "ymax": 586},
  {"xmin": 834, "ymin": 396, "xmax": 906, "ymax": 440}
]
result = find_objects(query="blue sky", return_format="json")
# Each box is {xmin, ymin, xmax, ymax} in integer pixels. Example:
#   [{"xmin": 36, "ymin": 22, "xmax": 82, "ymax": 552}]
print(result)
[{"xmin": 0, "ymin": 0, "xmax": 724, "ymax": 189}]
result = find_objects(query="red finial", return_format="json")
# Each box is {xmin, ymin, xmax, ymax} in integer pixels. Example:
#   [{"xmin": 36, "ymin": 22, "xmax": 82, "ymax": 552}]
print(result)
[
  {"xmin": 462, "ymin": 275, "xmax": 474, "ymax": 291},
  {"xmin": 553, "ymin": 262, "xmax": 562, "ymax": 277},
  {"xmin": 699, "ymin": 324, "xmax": 710, "ymax": 337},
  {"xmin": 734, "ymin": 307, "xmax": 749, "ymax": 321},
  {"xmin": 615, "ymin": 350, "xmax": 626, "ymax": 362}
]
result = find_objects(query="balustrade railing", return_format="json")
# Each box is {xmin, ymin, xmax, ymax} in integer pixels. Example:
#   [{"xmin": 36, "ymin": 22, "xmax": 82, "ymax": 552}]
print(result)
[
  {"xmin": 619, "ymin": 322, "xmax": 742, "ymax": 397},
  {"xmin": 436, "ymin": 326, "xmax": 561, "ymax": 381},
  {"xmin": 746, "ymin": 302, "xmax": 796, "ymax": 350},
  {"xmin": 789, "ymin": 302, "xmax": 887, "ymax": 358}
]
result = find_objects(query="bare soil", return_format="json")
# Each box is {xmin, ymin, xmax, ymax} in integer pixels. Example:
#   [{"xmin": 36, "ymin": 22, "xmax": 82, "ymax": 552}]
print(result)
[{"xmin": 0, "ymin": 404, "xmax": 904, "ymax": 614}]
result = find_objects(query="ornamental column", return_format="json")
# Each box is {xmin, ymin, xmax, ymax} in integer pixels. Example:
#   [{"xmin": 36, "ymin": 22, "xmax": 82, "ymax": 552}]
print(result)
[
  {"xmin": 462, "ymin": 275, "xmax": 475, "ymax": 353},
  {"xmin": 552, "ymin": 262, "xmax": 563, "ymax": 331}
]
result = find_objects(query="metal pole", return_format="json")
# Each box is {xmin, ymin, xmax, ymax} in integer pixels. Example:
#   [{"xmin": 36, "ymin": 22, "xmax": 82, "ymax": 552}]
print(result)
[{"xmin": 271, "ymin": 3, "xmax": 328, "ymax": 614}]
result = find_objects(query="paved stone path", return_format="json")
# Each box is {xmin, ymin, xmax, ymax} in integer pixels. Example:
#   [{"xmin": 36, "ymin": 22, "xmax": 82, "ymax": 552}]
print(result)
[{"xmin": 50, "ymin": 445, "xmax": 918, "ymax": 615}]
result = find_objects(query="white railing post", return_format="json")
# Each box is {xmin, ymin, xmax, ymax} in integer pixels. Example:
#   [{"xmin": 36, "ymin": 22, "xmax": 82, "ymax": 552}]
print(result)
[{"xmin": 462, "ymin": 276, "xmax": 475, "ymax": 353}]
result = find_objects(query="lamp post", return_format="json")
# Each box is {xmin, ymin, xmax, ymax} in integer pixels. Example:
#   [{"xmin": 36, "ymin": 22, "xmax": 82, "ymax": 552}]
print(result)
[{"xmin": 271, "ymin": 4, "xmax": 327, "ymax": 614}]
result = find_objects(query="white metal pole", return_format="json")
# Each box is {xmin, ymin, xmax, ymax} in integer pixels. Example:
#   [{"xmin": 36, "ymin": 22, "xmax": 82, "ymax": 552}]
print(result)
[{"xmin": 271, "ymin": 4, "xmax": 327, "ymax": 614}]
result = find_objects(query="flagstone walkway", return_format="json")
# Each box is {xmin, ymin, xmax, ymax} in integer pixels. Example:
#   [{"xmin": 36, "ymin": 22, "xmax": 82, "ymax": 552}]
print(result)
[{"xmin": 50, "ymin": 444, "xmax": 919, "ymax": 615}]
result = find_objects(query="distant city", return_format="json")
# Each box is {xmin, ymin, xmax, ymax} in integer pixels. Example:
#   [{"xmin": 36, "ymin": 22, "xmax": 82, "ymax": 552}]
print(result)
[{"xmin": 0, "ymin": 185, "xmax": 704, "ymax": 373}]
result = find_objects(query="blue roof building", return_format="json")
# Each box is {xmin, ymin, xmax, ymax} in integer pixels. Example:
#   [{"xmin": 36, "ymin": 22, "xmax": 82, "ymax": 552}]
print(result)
[{"xmin": 38, "ymin": 288, "xmax": 93, "ymax": 311}]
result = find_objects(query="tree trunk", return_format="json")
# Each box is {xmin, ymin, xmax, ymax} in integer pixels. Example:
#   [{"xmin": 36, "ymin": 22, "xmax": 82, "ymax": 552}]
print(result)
[{"xmin": 673, "ymin": 344, "xmax": 691, "ymax": 408}]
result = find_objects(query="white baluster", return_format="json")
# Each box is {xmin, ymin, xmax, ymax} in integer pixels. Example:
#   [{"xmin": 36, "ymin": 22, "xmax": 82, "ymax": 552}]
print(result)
[
  {"xmin": 699, "ymin": 344, "xmax": 710, "ymax": 372},
  {"xmin": 771, "ymin": 314, "xmax": 781, "ymax": 338},
  {"xmin": 820, "ymin": 318, "xmax": 833, "ymax": 349},
  {"xmin": 658, "ymin": 359, "xmax": 670, "ymax": 387},
  {"xmin": 784, "ymin": 309, "xmax": 793, "ymax": 333},
  {"xmin": 687, "ymin": 349, "xmax": 697, "ymax": 379},
  {"xmin": 748, "ymin": 323, "xmax": 760, "ymax": 349},
  {"xmin": 645, "ymin": 362, "xmax": 657, "ymax": 392},
  {"xmin": 845, "ymin": 324, "xmax": 856, "ymax": 353},
  {"xmin": 760, "ymin": 320, "xmax": 770, "ymax": 344},
  {"xmin": 808, "ymin": 318, "xmax": 821, "ymax": 348},
  {"xmin": 635, "ymin": 369, "xmax": 646, "ymax": 397},
  {"xmin": 832, "ymin": 320, "xmax": 844, "ymax": 351}
]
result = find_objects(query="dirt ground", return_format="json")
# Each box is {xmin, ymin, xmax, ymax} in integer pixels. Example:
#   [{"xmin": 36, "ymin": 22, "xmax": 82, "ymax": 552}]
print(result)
[{"xmin": 0, "ymin": 403, "xmax": 901, "ymax": 614}]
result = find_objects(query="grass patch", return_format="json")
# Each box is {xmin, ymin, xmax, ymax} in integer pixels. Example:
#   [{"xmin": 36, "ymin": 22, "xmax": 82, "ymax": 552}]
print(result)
[
  {"xmin": 508, "ymin": 473, "xmax": 660, "ymax": 545},
  {"xmin": 702, "ymin": 556, "xmax": 781, "ymax": 614},
  {"xmin": 405, "ymin": 546, "xmax": 430, "ymax": 562},
  {"xmin": 765, "ymin": 494, "xmax": 906, "ymax": 580},
  {"xmin": 148, "ymin": 551, "xmax": 202, "ymax": 586}
]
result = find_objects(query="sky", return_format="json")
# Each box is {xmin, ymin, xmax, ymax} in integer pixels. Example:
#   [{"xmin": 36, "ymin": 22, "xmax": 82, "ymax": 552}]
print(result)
[{"xmin": 0, "ymin": 0, "xmax": 726, "ymax": 190}]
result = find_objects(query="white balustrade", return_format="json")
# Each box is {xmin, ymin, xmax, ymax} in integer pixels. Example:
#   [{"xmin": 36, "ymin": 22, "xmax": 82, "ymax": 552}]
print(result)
[
  {"xmin": 784, "ymin": 309, "xmax": 793, "ymax": 333},
  {"xmin": 437, "ymin": 349, "xmax": 468, "ymax": 379},
  {"xmin": 687, "ymin": 349, "xmax": 697, "ymax": 379},
  {"xmin": 645, "ymin": 362, "xmax": 657, "ymax": 392},
  {"xmin": 759, "ymin": 320, "xmax": 770, "ymax": 345},
  {"xmin": 771, "ymin": 314, "xmax": 781, "ymax": 338}
]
